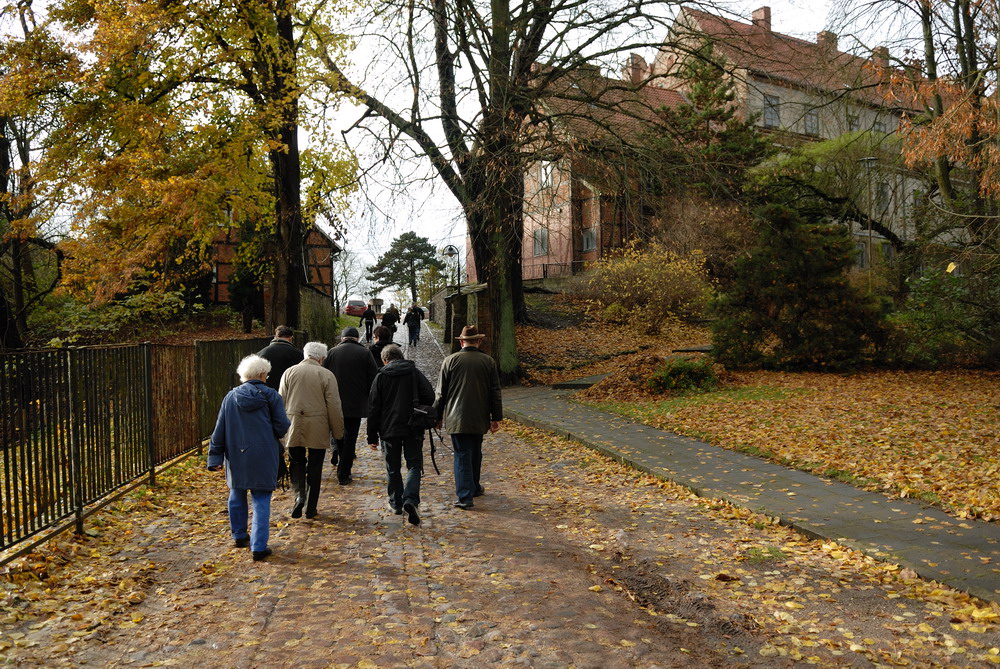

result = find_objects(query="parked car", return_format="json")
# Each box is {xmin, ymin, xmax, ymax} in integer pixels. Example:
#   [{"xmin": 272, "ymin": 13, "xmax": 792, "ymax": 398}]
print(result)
[{"xmin": 343, "ymin": 300, "xmax": 366, "ymax": 317}]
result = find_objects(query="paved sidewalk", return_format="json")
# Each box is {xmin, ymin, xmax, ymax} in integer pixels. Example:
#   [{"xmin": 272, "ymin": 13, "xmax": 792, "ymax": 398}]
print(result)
[{"xmin": 504, "ymin": 385, "xmax": 1000, "ymax": 603}]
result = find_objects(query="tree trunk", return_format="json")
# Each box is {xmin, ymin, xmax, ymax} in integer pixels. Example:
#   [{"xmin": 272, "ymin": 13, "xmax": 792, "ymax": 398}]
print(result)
[{"xmin": 268, "ymin": 6, "xmax": 304, "ymax": 329}]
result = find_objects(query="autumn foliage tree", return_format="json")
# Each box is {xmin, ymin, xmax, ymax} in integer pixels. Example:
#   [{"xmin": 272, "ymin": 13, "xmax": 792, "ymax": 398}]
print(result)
[
  {"xmin": 0, "ymin": 0, "xmax": 357, "ymax": 333},
  {"xmin": 711, "ymin": 204, "xmax": 887, "ymax": 370}
]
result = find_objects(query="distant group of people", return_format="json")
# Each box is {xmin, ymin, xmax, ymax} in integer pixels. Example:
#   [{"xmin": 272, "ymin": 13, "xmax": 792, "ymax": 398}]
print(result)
[
  {"xmin": 207, "ymin": 322, "xmax": 502, "ymax": 561},
  {"xmin": 359, "ymin": 303, "xmax": 424, "ymax": 347}
]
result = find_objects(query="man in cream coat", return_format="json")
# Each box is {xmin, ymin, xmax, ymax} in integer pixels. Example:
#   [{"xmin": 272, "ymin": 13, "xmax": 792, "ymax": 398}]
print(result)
[{"xmin": 279, "ymin": 342, "xmax": 345, "ymax": 519}]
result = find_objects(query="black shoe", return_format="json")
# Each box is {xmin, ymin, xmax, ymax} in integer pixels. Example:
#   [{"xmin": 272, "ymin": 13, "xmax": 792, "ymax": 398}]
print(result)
[
  {"xmin": 252, "ymin": 548, "xmax": 272, "ymax": 562},
  {"xmin": 234, "ymin": 537, "xmax": 250, "ymax": 548},
  {"xmin": 330, "ymin": 454, "xmax": 339, "ymax": 466},
  {"xmin": 338, "ymin": 477, "xmax": 352, "ymax": 485},
  {"xmin": 290, "ymin": 501, "xmax": 304, "ymax": 518},
  {"xmin": 305, "ymin": 509, "xmax": 317, "ymax": 519},
  {"xmin": 452, "ymin": 501, "xmax": 474, "ymax": 509},
  {"xmin": 387, "ymin": 502, "xmax": 403, "ymax": 515},
  {"xmin": 474, "ymin": 485, "xmax": 485, "ymax": 497},
  {"xmin": 403, "ymin": 501, "xmax": 420, "ymax": 526}
]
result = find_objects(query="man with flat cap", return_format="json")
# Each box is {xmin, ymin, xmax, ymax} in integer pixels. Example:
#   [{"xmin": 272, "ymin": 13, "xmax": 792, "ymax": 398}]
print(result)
[
  {"xmin": 323, "ymin": 327, "xmax": 379, "ymax": 484},
  {"xmin": 434, "ymin": 325, "xmax": 503, "ymax": 509}
]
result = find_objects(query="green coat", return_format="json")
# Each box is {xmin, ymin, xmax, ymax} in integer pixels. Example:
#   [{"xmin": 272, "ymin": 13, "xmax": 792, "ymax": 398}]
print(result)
[{"xmin": 435, "ymin": 347, "xmax": 503, "ymax": 435}]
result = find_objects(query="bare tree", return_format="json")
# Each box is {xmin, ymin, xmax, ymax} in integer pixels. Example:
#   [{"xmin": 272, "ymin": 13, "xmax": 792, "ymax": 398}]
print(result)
[{"xmin": 310, "ymin": 0, "xmax": 729, "ymax": 381}]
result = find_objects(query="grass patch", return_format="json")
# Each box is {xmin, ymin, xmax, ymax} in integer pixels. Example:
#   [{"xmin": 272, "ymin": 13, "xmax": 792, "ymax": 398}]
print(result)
[{"xmin": 745, "ymin": 546, "xmax": 787, "ymax": 564}]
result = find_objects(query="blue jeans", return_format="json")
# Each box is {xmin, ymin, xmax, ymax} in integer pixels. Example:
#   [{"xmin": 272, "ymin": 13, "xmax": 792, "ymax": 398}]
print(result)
[
  {"xmin": 382, "ymin": 436, "xmax": 423, "ymax": 509},
  {"xmin": 228, "ymin": 488, "xmax": 272, "ymax": 553},
  {"xmin": 450, "ymin": 434, "xmax": 483, "ymax": 504}
]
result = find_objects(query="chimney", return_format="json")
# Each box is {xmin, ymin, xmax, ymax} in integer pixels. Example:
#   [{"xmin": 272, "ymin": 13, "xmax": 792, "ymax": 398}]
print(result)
[
  {"xmin": 872, "ymin": 46, "xmax": 890, "ymax": 67},
  {"xmin": 622, "ymin": 53, "xmax": 649, "ymax": 85},
  {"xmin": 752, "ymin": 6, "xmax": 771, "ymax": 32},
  {"xmin": 817, "ymin": 30, "xmax": 838, "ymax": 51}
]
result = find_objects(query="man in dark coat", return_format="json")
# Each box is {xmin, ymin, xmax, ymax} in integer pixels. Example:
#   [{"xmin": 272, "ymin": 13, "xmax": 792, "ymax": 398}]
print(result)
[
  {"xmin": 359, "ymin": 304, "xmax": 377, "ymax": 343},
  {"xmin": 256, "ymin": 325, "xmax": 303, "ymax": 391},
  {"xmin": 367, "ymin": 345, "xmax": 434, "ymax": 526},
  {"xmin": 323, "ymin": 327, "xmax": 379, "ymax": 484},
  {"xmin": 435, "ymin": 325, "xmax": 503, "ymax": 509},
  {"xmin": 403, "ymin": 307, "xmax": 422, "ymax": 346}
]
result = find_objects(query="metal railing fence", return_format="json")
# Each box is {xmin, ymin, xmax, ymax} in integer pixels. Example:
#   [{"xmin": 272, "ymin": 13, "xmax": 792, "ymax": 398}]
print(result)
[{"xmin": 0, "ymin": 338, "xmax": 273, "ymax": 555}]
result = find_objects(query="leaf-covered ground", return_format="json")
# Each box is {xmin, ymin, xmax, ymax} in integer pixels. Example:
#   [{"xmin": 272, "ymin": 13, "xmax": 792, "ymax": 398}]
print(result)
[
  {"xmin": 518, "ymin": 294, "xmax": 1000, "ymax": 522},
  {"xmin": 4, "ymin": 428, "xmax": 1000, "ymax": 666}
]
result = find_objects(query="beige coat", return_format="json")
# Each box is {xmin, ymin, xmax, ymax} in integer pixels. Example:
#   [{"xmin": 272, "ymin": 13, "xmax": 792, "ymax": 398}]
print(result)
[{"xmin": 278, "ymin": 359, "xmax": 345, "ymax": 448}]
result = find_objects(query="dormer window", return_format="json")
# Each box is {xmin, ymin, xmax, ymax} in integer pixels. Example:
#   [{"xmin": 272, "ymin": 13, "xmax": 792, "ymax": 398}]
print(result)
[{"xmin": 847, "ymin": 114, "xmax": 860, "ymax": 132}]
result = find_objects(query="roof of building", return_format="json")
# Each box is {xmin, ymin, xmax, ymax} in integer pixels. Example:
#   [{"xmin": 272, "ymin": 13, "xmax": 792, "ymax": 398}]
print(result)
[{"xmin": 668, "ymin": 6, "xmax": 906, "ymax": 110}]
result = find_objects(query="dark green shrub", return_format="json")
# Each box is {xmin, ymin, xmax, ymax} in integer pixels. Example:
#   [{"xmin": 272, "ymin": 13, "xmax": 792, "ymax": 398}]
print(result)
[
  {"xmin": 648, "ymin": 356, "xmax": 719, "ymax": 393},
  {"xmin": 711, "ymin": 204, "xmax": 888, "ymax": 371}
]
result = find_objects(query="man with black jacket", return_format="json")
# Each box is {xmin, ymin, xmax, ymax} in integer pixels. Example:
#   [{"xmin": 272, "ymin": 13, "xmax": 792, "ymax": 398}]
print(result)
[
  {"xmin": 256, "ymin": 326, "xmax": 303, "ymax": 391},
  {"xmin": 323, "ymin": 327, "xmax": 378, "ymax": 484},
  {"xmin": 367, "ymin": 345, "xmax": 434, "ymax": 525}
]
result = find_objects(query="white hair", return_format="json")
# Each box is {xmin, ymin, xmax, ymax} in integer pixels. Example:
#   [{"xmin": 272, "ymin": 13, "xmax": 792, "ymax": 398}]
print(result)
[
  {"xmin": 303, "ymin": 341, "xmax": 328, "ymax": 361},
  {"xmin": 237, "ymin": 355, "xmax": 271, "ymax": 383}
]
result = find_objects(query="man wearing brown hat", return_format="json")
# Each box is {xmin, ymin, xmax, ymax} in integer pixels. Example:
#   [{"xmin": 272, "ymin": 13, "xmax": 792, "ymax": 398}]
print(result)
[{"xmin": 434, "ymin": 325, "xmax": 503, "ymax": 509}]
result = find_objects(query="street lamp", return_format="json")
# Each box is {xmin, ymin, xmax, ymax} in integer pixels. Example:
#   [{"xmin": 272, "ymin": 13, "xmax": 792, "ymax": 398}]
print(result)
[
  {"xmin": 441, "ymin": 244, "xmax": 460, "ymax": 290},
  {"xmin": 858, "ymin": 156, "xmax": 878, "ymax": 292}
]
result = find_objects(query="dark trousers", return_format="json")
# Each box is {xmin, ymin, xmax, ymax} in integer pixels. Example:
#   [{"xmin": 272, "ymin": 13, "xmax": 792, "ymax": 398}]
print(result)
[
  {"xmin": 362, "ymin": 320, "xmax": 374, "ymax": 342},
  {"xmin": 381, "ymin": 435, "xmax": 423, "ymax": 510},
  {"xmin": 407, "ymin": 324, "xmax": 419, "ymax": 345},
  {"xmin": 288, "ymin": 446, "xmax": 325, "ymax": 515},
  {"xmin": 335, "ymin": 417, "xmax": 362, "ymax": 482},
  {"xmin": 450, "ymin": 433, "xmax": 483, "ymax": 504}
]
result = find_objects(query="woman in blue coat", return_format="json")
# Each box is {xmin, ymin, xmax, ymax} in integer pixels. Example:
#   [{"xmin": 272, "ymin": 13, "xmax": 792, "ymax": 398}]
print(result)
[{"xmin": 208, "ymin": 354, "xmax": 291, "ymax": 561}]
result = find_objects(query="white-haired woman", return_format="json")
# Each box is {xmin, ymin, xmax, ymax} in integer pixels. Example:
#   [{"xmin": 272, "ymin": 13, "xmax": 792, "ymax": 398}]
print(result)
[
  {"xmin": 208, "ymin": 354, "xmax": 290, "ymax": 562},
  {"xmin": 279, "ymin": 342, "xmax": 345, "ymax": 519}
]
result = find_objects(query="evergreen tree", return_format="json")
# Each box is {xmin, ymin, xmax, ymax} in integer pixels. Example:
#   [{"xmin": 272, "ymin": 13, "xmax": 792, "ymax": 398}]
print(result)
[
  {"xmin": 711, "ymin": 204, "xmax": 887, "ymax": 370},
  {"xmin": 647, "ymin": 40, "xmax": 773, "ymax": 199},
  {"xmin": 366, "ymin": 233, "xmax": 444, "ymax": 303}
]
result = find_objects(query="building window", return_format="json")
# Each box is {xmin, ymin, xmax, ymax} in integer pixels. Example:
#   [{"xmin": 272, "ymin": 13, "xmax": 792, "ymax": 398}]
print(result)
[
  {"xmin": 847, "ymin": 114, "xmax": 860, "ymax": 132},
  {"xmin": 540, "ymin": 161, "xmax": 555, "ymax": 187},
  {"xmin": 803, "ymin": 107, "xmax": 819, "ymax": 136},
  {"xmin": 533, "ymin": 227, "xmax": 549, "ymax": 256},
  {"xmin": 855, "ymin": 241, "xmax": 868, "ymax": 269},
  {"xmin": 881, "ymin": 241, "xmax": 895, "ymax": 261},
  {"xmin": 763, "ymin": 94, "xmax": 780, "ymax": 128},
  {"xmin": 581, "ymin": 227, "xmax": 597, "ymax": 252},
  {"xmin": 876, "ymin": 182, "xmax": 890, "ymax": 213},
  {"xmin": 874, "ymin": 118, "xmax": 888, "ymax": 134},
  {"xmin": 911, "ymin": 189, "xmax": 924, "ymax": 212}
]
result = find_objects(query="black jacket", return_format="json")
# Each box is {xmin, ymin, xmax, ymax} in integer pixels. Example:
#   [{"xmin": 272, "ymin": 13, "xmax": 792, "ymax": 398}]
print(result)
[
  {"xmin": 381, "ymin": 311, "xmax": 399, "ymax": 328},
  {"xmin": 403, "ymin": 310, "xmax": 421, "ymax": 328},
  {"xmin": 370, "ymin": 340, "xmax": 391, "ymax": 368},
  {"xmin": 323, "ymin": 340, "xmax": 379, "ymax": 418},
  {"xmin": 367, "ymin": 360, "xmax": 434, "ymax": 442},
  {"xmin": 360, "ymin": 308, "xmax": 377, "ymax": 324},
  {"xmin": 256, "ymin": 339, "xmax": 303, "ymax": 391}
]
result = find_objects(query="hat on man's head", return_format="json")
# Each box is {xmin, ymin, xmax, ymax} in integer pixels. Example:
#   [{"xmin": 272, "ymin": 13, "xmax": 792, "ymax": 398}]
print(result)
[
  {"xmin": 455, "ymin": 325, "xmax": 486, "ymax": 341},
  {"xmin": 341, "ymin": 326, "xmax": 360, "ymax": 339}
]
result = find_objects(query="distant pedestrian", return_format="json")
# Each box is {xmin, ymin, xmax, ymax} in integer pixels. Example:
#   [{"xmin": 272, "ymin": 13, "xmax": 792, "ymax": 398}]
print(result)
[
  {"xmin": 360, "ymin": 303, "xmax": 377, "ymax": 343},
  {"xmin": 367, "ymin": 344, "xmax": 435, "ymax": 525},
  {"xmin": 403, "ymin": 307, "xmax": 422, "ymax": 346},
  {"xmin": 323, "ymin": 327, "xmax": 378, "ymax": 485},
  {"xmin": 207, "ymin": 354, "xmax": 290, "ymax": 562},
  {"xmin": 369, "ymin": 325, "xmax": 394, "ymax": 369},
  {"xmin": 256, "ymin": 325, "xmax": 303, "ymax": 391},
  {"xmin": 381, "ymin": 306, "xmax": 400, "ymax": 335},
  {"xmin": 435, "ymin": 325, "xmax": 503, "ymax": 509},
  {"xmin": 279, "ymin": 342, "xmax": 345, "ymax": 519}
]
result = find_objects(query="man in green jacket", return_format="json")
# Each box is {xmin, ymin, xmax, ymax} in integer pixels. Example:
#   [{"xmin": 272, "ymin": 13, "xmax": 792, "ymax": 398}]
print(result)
[{"xmin": 434, "ymin": 325, "xmax": 503, "ymax": 509}]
